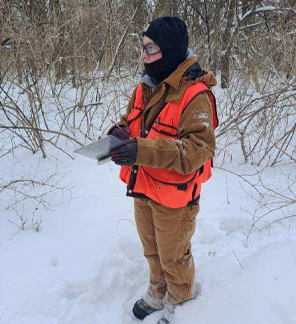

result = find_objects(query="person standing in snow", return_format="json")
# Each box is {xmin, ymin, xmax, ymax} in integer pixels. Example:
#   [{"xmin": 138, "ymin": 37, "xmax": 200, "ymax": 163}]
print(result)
[{"xmin": 109, "ymin": 16, "xmax": 218, "ymax": 324}]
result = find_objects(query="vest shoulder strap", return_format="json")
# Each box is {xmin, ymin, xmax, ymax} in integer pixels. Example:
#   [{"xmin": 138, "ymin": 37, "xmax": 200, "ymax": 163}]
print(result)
[
  {"xmin": 133, "ymin": 84, "xmax": 144, "ymax": 110},
  {"xmin": 181, "ymin": 82, "xmax": 218, "ymax": 129}
]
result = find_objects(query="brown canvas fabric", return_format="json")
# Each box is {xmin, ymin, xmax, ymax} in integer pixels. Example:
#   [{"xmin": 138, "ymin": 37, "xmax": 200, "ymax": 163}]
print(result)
[
  {"xmin": 109, "ymin": 56, "xmax": 217, "ymax": 306},
  {"xmin": 134, "ymin": 197, "xmax": 200, "ymax": 305},
  {"xmin": 111, "ymin": 56, "xmax": 217, "ymax": 175}
]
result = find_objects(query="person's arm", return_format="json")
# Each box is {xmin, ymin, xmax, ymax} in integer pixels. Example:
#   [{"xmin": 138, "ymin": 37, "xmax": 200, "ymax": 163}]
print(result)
[{"xmin": 135, "ymin": 92, "xmax": 215, "ymax": 175}]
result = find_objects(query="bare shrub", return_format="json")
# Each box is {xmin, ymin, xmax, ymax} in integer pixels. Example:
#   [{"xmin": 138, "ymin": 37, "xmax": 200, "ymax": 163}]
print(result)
[
  {"xmin": 246, "ymin": 169, "xmax": 296, "ymax": 242},
  {"xmin": 1, "ymin": 0, "xmax": 295, "ymax": 234}
]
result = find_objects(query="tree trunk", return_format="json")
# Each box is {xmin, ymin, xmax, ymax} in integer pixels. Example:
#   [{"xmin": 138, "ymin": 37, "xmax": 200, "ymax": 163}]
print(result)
[
  {"xmin": 220, "ymin": 0, "xmax": 235, "ymax": 88},
  {"xmin": 221, "ymin": 54, "xmax": 230, "ymax": 89}
]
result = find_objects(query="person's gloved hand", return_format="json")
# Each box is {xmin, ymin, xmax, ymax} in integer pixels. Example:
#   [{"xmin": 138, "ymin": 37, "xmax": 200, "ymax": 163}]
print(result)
[
  {"xmin": 110, "ymin": 126, "xmax": 131, "ymax": 141},
  {"xmin": 110, "ymin": 139, "xmax": 137, "ymax": 166}
]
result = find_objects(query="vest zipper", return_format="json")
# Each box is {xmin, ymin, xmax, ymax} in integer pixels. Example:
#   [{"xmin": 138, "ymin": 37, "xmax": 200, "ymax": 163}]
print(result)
[
  {"xmin": 128, "ymin": 87, "xmax": 168, "ymax": 195},
  {"xmin": 127, "ymin": 165, "xmax": 138, "ymax": 194}
]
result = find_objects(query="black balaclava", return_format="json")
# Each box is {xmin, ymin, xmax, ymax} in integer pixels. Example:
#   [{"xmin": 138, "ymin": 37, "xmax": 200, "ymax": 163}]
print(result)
[{"xmin": 142, "ymin": 16, "xmax": 188, "ymax": 83}]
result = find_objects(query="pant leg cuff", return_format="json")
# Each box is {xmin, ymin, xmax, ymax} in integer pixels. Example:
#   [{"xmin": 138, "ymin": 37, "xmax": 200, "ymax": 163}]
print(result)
[{"xmin": 142, "ymin": 291, "xmax": 164, "ymax": 310}]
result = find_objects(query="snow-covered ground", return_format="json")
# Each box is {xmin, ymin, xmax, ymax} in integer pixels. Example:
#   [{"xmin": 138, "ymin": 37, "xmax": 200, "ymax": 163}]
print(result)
[
  {"xmin": 1, "ymin": 83, "xmax": 296, "ymax": 324},
  {"xmin": 1, "ymin": 143, "xmax": 296, "ymax": 324}
]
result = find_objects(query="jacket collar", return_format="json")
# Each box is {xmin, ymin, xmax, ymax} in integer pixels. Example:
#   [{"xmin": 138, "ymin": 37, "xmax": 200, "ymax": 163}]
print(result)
[
  {"xmin": 141, "ymin": 49, "xmax": 196, "ymax": 89},
  {"xmin": 163, "ymin": 56, "xmax": 197, "ymax": 91},
  {"xmin": 140, "ymin": 51, "xmax": 199, "ymax": 106}
]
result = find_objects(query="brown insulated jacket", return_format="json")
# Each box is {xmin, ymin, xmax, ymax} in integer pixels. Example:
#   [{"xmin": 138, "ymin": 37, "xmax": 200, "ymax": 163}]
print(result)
[{"xmin": 114, "ymin": 56, "xmax": 217, "ymax": 176}]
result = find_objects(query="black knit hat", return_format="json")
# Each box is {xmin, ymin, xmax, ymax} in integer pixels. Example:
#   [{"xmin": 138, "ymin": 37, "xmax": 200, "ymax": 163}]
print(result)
[{"xmin": 142, "ymin": 16, "xmax": 188, "ymax": 57}]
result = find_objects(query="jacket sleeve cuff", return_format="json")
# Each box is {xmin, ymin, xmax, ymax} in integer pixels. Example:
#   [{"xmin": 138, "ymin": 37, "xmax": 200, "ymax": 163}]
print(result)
[
  {"xmin": 135, "ymin": 137, "xmax": 179, "ymax": 168},
  {"xmin": 135, "ymin": 137, "xmax": 149, "ymax": 166},
  {"xmin": 107, "ymin": 126, "xmax": 116, "ymax": 136}
]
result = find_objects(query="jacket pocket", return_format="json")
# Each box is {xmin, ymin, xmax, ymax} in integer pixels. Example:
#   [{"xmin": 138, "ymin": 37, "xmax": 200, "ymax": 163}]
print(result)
[
  {"xmin": 127, "ymin": 107, "xmax": 143, "ymax": 124},
  {"xmin": 150, "ymin": 118, "xmax": 178, "ymax": 138}
]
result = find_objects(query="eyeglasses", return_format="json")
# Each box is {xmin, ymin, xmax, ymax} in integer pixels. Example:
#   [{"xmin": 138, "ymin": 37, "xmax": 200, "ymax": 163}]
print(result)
[{"xmin": 141, "ymin": 43, "xmax": 161, "ymax": 55}]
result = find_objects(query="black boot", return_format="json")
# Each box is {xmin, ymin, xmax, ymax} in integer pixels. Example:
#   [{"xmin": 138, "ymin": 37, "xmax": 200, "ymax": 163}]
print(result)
[{"xmin": 133, "ymin": 299, "xmax": 159, "ymax": 320}]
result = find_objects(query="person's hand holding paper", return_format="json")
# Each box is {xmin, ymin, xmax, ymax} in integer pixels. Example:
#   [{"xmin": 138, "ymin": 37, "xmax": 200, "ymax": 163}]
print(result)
[
  {"xmin": 110, "ymin": 119, "xmax": 131, "ymax": 141},
  {"xmin": 110, "ymin": 139, "xmax": 137, "ymax": 166}
]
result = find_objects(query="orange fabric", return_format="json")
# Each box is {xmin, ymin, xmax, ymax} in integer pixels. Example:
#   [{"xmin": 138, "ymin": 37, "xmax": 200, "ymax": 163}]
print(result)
[{"xmin": 120, "ymin": 82, "xmax": 217, "ymax": 208}]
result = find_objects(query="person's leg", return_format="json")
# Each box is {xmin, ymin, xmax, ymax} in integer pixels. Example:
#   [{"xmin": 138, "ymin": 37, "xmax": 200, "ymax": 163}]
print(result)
[
  {"xmin": 134, "ymin": 198, "xmax": 166, "ymax": 308},
  {"xmin": 149, "ymin": 199, "xmax": 200, "ymax": 305}
]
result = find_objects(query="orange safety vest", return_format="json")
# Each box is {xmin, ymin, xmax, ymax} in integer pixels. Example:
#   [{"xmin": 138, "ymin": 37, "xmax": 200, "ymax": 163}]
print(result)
[{"xmin": 120, "ymin": 81, "xmax": 218, "ymax": 208}]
